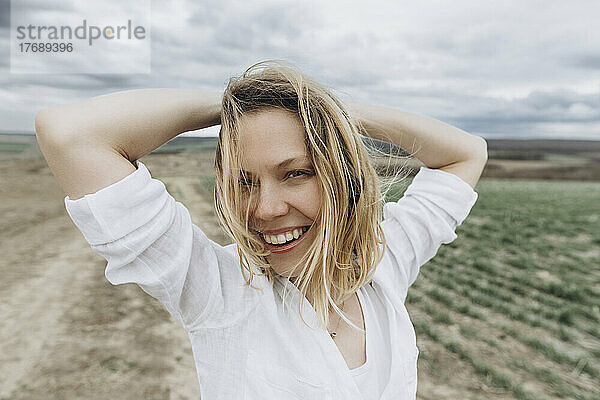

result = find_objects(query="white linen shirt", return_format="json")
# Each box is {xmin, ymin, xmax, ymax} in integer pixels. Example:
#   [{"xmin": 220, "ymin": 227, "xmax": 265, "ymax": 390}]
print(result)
[
  {"xmin": 64, "ymin": 159, "xmax": 478, "ymax": 400},
  {"xmin": 350, "ymin": 283, "xmax": 391, "ymax": 399}
]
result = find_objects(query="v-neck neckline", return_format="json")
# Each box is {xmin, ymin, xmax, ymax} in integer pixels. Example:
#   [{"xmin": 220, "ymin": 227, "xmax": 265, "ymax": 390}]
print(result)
[
  {"xmin": 348, "ymin": 288, "xmax": 370, "ymax": 373},
  {"xmin": 273, "ymin": 275, "xmax": 370, "ymax": 374}
]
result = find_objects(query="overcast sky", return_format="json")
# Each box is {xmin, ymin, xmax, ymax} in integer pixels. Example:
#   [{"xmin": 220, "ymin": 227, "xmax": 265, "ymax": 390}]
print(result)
[{"xmin": 1, "ymin": 0, "xmax": 599, "ymax": 140}]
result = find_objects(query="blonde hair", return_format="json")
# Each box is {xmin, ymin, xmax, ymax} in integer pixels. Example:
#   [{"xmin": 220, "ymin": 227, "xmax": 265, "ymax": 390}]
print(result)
[{"xmin": 214, "ymin": 60, "xmax": 411, "ymax": 333}]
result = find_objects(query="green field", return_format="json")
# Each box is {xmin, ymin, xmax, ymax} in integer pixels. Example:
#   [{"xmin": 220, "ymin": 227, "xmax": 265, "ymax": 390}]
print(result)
[
  {"xmin": 396, "ymin": 178, "xmax": 600, "ymax": 400},
  {"xmin": 0, "ymin": 142, "xmax": 32, "ymax": 153}
]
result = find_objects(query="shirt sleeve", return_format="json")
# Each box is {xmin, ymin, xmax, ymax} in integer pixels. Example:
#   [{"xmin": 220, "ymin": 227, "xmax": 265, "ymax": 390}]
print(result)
[
  {"xmin": 63, "ymin": 159, "xmax": 258, "ymax": 332},
  {"xmin": 373, "ymin": 166, "xmax": 478, "ymax": 300}
]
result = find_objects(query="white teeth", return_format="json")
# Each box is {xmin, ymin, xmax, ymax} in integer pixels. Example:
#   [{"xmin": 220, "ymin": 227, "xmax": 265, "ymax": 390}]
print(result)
[{"xmin": 263, "ymin": 227, "xmax": 307, "ymax": 245}]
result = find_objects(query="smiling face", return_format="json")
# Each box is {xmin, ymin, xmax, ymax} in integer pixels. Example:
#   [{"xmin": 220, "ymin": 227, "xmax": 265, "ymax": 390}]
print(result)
[{"xmin": 238, "ymin": 107, "xmax": 322, "ymax": 280}]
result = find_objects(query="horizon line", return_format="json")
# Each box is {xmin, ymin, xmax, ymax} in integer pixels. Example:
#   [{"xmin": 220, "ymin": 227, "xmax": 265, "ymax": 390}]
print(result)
[{"xmin": 0, "ymin": 130, "xmax": 599, "ymax": 142}]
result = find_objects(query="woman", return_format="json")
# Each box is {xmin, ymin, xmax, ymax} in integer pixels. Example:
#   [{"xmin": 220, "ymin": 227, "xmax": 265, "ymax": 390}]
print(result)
[{"xmin": 35, "ymin": 60, "xmax": 487, "ymax": 399}]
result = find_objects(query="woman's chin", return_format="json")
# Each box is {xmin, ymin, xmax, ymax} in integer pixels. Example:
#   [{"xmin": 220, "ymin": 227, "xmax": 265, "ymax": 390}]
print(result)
[{"xmin": 265, "ymin": 225, "xmax": 315, "ymax": 278}]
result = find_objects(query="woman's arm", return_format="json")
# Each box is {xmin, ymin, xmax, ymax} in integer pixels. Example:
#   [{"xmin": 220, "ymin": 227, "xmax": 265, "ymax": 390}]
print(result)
[
  {"xmin": 345, "ymin": 101, "xmax": 487, "ymax": 189},
  {"xmin": 35, "ymin": 89, "xmax": 222, "ymax": 200}
]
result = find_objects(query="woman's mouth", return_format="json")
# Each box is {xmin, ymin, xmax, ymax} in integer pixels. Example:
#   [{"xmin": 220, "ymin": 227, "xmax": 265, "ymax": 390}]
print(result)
[{"xmin": 259, "ymin": 226, "xmax": 311, "ymax": 254}]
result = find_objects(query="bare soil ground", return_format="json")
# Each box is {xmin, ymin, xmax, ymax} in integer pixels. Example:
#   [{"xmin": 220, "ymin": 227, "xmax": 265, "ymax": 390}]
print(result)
[{"xmin": 0, "ymin": 154, "xmax": 216, "ymax": 400}]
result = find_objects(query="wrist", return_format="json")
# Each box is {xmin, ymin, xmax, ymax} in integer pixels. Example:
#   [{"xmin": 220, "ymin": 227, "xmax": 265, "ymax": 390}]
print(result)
[{"xmin": 188, "ymin": 91, "xmax": 222, "ymax": 130}]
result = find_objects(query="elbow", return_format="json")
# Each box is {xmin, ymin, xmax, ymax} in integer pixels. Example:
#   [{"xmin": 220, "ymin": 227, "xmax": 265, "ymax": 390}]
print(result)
[
  {"xmin": 472, "ymin": 137, "xmax": 489, "ymax": 176},
  {"xmin": 477, "ymin": 137, "xmax": 488, "ymax": 161},
  {"xmin": 460, "ymin": 136, "xmax": 488, "ymax": 171},
  {"xmin": 35, "ymin": 108, "xmax": 58, "ymax": 138},
  {"xmin": 35, "ymin": 107, "xmax": 71, "ymax": 144},
  {"xmin": 453, "ymin": 136, "xmax": 488, "ymax": 165},
  {"xmin": 466, "ymin": 136, "xmax": 488, "ymax": 163},
  {"xmin": 34, "ymin": 109, "xmax": 49, "ymax": 138}
]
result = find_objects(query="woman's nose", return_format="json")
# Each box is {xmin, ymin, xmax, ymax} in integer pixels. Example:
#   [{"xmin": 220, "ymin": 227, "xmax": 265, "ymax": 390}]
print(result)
[{"xmin": 254, "ymin": 186, "xmax": 289, "ymax": 221}]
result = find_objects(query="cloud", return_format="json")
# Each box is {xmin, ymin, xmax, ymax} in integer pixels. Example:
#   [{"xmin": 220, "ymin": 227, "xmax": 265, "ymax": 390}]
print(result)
[
  {"xmin": 569, "ymin": 54, "xmax": 600, "ymax": 70},
  {"xmin": 0, "ymin": 0, "xmax": 599, "ymax": 140},
  {"xmin": 2, "ymin": 73, "xmax": 143, "ymax": 93},
  {"xmin": 0, "ymin": 0, "xmax": 10, "ymax": 29}
]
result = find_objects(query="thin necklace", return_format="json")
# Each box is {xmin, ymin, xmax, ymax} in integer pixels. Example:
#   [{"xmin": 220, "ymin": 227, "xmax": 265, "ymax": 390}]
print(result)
[{"xmin": 328, "ymin": 300, "xmax": 346, "ymax": 339}]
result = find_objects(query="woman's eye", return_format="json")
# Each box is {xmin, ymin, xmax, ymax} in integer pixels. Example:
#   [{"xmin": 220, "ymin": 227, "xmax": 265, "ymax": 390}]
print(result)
[
  {"xmin": 239, "ymin": 179, "xmax": 256, "ymax": 187},
  {"xmin": 287, "ymin": 170, "xmax": 310, "ymax": 178},
  {"xmin": 239, "ymin": 171, "xmax": 311, "ymax": 187}
]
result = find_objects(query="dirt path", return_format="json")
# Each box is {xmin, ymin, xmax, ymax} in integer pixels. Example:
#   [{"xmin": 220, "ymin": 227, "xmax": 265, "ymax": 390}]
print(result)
[{"xmin": 0, "ymin": 156, "xmax": 203, "ymax": 399}]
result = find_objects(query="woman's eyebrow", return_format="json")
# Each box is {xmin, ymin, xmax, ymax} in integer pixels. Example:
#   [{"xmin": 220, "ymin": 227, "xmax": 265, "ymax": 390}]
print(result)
[
  {"xmin": 274, "ymin": 155, "xmax": 310, "ymax": 170},
  {"xmin": 241, "ymin": 155, "xmax": 310, "ymax": 175}
]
